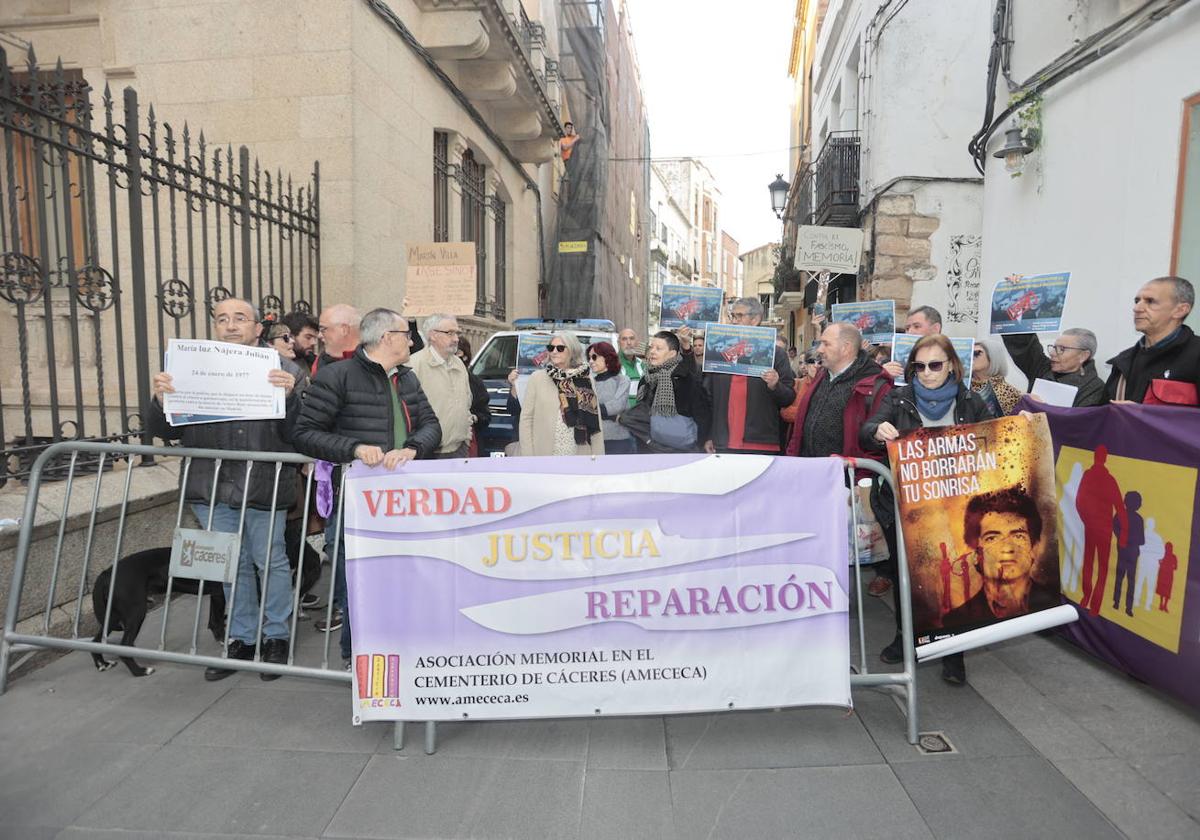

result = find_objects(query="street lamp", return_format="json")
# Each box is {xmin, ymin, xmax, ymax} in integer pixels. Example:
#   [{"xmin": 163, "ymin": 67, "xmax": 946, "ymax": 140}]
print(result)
[
  {"xmin": 993, "ymin": 126, "xmax": 1036, "ymax": 176},
  {"xmin": 768, "ymin": 174, "xmax": 790, "ymax": 219}
]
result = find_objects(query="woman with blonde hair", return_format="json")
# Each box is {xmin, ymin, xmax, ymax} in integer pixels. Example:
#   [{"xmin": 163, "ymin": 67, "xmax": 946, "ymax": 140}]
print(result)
[
  {"xmin": 517, "ymin": 331, "xmax": 604, "ymax": 456},
  {"xmin": 970, "ymin": 338, "xmax": 1022, "ymax": 416}
]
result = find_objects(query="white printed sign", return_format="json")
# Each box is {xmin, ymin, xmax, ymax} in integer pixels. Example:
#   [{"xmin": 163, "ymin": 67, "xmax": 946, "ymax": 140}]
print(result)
[{"xmin": 162, "ymin": 339, "xmax": 284, "ymax": 425}]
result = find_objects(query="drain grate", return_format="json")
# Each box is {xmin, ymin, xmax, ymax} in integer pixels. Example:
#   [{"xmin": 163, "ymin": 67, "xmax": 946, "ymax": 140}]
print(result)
[{"xmin": 915, "ymin": 731, "xmax": 957, "ymax": 755}]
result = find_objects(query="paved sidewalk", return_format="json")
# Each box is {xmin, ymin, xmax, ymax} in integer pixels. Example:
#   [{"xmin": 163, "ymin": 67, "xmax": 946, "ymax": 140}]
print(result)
[{"xmin": 1, "ymin": 594, "xmax": 1198, "ymax": 839}]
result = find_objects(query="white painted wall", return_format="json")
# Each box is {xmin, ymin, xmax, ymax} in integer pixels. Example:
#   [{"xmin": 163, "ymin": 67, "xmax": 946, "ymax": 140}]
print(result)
[
  {"xmin": 979, "ymin": 3, "xmax": 1200, "ymax": 386},
  {"xmin": 863, "ymin": 0, "xmax": 990, "ymax": 196},
  {"xmin": 907, "ymin": 181, "xmax": 985, "ymax": 338}
]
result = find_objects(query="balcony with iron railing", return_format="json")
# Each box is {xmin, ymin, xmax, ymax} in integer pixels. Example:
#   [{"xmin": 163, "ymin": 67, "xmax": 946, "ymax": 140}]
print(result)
[{"xmin": 813, "ymin": 131, "xmax": 860, "ymax": 227}]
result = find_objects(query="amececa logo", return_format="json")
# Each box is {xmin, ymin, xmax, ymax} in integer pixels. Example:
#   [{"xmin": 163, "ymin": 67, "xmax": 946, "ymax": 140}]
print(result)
[{"xmin": 356, "ymin": 654, "xmax": 401, "ymax": 708}]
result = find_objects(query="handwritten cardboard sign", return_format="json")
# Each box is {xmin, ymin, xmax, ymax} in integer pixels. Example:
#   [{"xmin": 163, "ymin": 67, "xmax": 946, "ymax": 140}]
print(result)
[
  {"xmin": 794, "ymin": 226, "xmax": 864, "ymax": 275},
  {"xmin": 405, "ymin": 242, "xmax": 477, "ymax": 317}
]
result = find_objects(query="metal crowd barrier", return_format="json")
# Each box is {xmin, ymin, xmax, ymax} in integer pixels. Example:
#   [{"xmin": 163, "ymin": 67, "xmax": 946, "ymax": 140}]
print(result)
[
  {"xmin": 843, "ymin": 457, "xmax": 920, "ymax": 745},
  {"xmin": 1, "ymin": 442, "xmax": 920, "ymax": 753},
  {"xmin": 0, "ymin": 441, "xmax": 351, "ymax": 692}
]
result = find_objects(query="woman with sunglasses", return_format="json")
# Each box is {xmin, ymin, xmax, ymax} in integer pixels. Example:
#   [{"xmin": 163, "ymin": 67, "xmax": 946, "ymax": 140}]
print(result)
[
  {"xmin": 266, "ymin": 323, "xmax": 310, "ymax": 389},
  {"xmin": 587, "ymin": 341, "xmax": 636, "ymax": 454},
  {"xmin": 970, "ymin": 339, "xmax": 1022, "ymax": 416},
  {"xmin": 860, "ymin": 333, "xmax": 990, "ymax": 686},
  {"xmin": 517, "ymin": 331, "xmax": 604, "ymax": 456}
]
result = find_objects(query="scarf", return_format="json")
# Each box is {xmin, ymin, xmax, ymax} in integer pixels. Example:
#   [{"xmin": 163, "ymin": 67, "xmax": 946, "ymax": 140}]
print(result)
[
  {"xmin": 643, "ymin": 354, "xmax": 683, "ymax": 416},
  {"xmin": 544, "ymin": 363, "xmax": 600, "ymax": 444},
  {"xmin": 913, "ymin": 376, "xmax": 959, "ymax": 421}
]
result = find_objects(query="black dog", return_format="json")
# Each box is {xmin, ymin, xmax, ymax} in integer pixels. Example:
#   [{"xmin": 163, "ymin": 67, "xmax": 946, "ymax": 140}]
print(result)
[
  {"xmin": 91, "ymin": 546, "xmax": 227, "ymax": 677},
  {"xmin": 91, "ymin": 527, "xmax": 324, "ymax": 677}
]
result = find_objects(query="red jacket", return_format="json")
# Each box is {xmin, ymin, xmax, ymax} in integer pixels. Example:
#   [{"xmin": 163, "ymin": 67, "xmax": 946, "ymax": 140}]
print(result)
[{"xmin": 785, "ymin": 364, "xmax": 893, "ymax": 461}]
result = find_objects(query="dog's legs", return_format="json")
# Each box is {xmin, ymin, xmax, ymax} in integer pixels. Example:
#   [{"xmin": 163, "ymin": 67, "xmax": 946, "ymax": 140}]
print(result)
[
  {"xmin": 118, "ymin": 614, "xmax": 154, "ymax": 677},
  {"xmin": 92, "ymin": 628, "xmax": 117, "ymax": 671}
]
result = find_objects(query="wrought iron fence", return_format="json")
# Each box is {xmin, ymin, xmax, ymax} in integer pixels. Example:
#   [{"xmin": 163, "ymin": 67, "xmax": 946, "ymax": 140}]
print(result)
[{"xmin": 0, "ymin": 46, "xmax": 321, "ymax": 487}]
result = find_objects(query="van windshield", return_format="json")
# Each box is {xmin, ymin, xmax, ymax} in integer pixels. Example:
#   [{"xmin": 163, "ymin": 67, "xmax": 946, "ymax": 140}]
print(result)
[{"xmin": 472, "ymin": 335, "xmax": 518, "ymax": 379}]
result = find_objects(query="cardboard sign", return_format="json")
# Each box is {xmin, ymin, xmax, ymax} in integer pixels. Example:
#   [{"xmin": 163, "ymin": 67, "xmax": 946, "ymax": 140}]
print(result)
[
  {"xmin": 405, "ymin": 242, "xmax": 477, "ymax": 317},
  {"xmin": 794, "ymin": 226, "xmax": 864, "ymax": 275}
]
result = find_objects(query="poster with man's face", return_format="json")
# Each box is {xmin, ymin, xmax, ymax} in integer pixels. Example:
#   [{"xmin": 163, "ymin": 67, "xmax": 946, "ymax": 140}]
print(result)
[{"xmin": 887, "ymin": 414, "xmax": 1062, "ymax": 643}]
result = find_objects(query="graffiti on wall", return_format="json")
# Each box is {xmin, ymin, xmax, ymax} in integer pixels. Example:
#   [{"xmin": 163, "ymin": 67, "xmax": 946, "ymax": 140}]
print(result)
[{"xmin": 946, "ymin": 235, "xmax": 982, "ymax": 324}]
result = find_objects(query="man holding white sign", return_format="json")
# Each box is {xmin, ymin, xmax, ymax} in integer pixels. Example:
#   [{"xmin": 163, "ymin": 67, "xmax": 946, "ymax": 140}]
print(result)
[{"xmin": 147, "ymin": 297, "xmax": 303, "ymax": 681}]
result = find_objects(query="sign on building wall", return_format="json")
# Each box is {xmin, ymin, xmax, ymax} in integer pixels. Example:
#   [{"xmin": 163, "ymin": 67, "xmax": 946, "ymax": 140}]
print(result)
[
  {"xmin": 404, "ymin": 243, "xmax": 477, "ymax": 317},
  {"xmin": 793, "ymin": 226, "xmax": 865, "ymax": 275}
]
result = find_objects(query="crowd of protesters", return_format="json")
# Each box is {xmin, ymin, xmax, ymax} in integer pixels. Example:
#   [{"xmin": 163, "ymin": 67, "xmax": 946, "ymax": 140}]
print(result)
[{"xmin": 152, "ymin": 275, "xmax": 1196, "ymax": 678}]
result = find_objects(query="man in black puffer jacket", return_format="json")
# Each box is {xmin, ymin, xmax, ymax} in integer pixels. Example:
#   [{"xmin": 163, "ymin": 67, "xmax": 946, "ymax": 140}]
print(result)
[
  {"xmin": 293, "ymin": 307, "xmax": 441, "ymax": 666},
  {"xmin": 147, "ymin": 297, "xmax": 304, "ymax": 681},
  {"xmin": 1106, "ymin": 276, "xmax": 1200, "ymax": 405}
]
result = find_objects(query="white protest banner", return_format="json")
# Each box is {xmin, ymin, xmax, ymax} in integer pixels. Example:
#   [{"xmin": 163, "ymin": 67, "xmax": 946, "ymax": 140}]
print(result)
[
  {"xmin": 794, "ymin": 226, "xmax": 865, "ymax": 275},
  {"xmin": 405, "ymin": 242, "xmax": 477, "ymax": 317},
  {"xmin": 162, "ymin": 339, "xmax": 284, "ymax": 425},
  {"xmin": 343, "ymin": 455, "xmax": 851, "ymax": 723}
]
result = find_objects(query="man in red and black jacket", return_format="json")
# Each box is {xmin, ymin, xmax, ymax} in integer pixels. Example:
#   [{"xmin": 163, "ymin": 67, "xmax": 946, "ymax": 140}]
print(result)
[
  {"xmin": 294, "ymin": 308, "xmax": 441, "ymax": 667},
  {"xmin": 785, "ymin": 322, "xmax": 892, "ymax": 461}
]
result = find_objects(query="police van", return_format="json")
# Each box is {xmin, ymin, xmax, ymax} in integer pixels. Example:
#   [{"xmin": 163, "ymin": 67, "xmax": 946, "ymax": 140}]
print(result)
[{"xmin": 469, "ymin": 318, "xmax": 618, "ymax": 454}]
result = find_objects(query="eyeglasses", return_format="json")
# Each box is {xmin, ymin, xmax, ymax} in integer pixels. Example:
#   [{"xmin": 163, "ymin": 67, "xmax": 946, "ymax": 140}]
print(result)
[
  {"xmin": 432, "ymin": 329, "xmax": 461, "ymax": 337},
  {"xmin": 215, "ymin": 314, "xmax": 253, "ymax": 326},
  {"xmin": 546, "ymin": 344, "xmax": 568, "ymax": 352},
  {"xmin": 588, "ymin": 354, "xmax": 601, "ymax": 361},
  {"xmin": 384, "ymin": 329, "xmax": 411, "ymax": 341},
  {"xmin": 730, "ymin": 310, "xmax": 750, "ymax": 321},
  {"xmin": 911, "ymin": 360, "xmax": 947, "ymax": 372},
  {"xmin": 1046, "ymin": 343, "xmax": 1082, "ymax": 356},
  {"xmin": 272, "ymin": 334, "xmax": 294, "ymax": 343}
]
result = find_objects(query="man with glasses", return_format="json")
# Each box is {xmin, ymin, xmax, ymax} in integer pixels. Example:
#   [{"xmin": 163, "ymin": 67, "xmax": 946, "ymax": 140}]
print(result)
[
  {"xmin": 409, "ymin": 314, "xmax": 474, "ymax": 458},
  {"xmin": 1002, "ymin": 327, "xmax": 1107, "ymax": 407},
  {"xmin": 294, "ymin": 308, "xmax": 441, "ymax": 668},
  {"xmin": 703, "ymin": 297, "xmax": 795, "ymax": 454},
  {"xmin": 315, "ymin": 304, "xmax": 361, "ymax": 374},
  {"xmin": 147, "ymin": 297, "xmax": 303, "ymax": 681}
]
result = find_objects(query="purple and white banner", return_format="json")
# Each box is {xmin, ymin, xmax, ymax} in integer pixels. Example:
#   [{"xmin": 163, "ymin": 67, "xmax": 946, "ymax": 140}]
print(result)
[{"xmin": 343, "ymin": 454, "xmax": 852, "ymax": 723}]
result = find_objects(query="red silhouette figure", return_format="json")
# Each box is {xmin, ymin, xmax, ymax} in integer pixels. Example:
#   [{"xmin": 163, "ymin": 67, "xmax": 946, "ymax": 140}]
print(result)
[
  {"xmin": 1075, "ymin": 445, "xmax": 1128, "ymax": 617},
  {"xmin": 940, "ymin": 542, "xmax": 953, "ymax": 613},
  {"xmin": 1156, "ymin": 542, "xmax": 1178, "ymax": 612},
  {"xmin": 938, "ymin": 541, "xmax": 974, "ymax": 615}
]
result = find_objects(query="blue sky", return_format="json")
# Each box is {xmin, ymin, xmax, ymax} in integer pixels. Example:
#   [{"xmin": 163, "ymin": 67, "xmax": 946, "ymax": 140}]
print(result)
[{"xmin": 625, "ymin": 0, "xmax": 795, "ymax": 253}]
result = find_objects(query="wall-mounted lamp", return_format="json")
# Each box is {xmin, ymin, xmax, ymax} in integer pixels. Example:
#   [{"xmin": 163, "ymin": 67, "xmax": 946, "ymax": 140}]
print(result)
[
  {"xmin": 993, "ymin": 126, "xmax": 1037, "ymax": 176},
  {"xmin": 768, "ymin": 174, "xmax": 790, "ymax": 219}
]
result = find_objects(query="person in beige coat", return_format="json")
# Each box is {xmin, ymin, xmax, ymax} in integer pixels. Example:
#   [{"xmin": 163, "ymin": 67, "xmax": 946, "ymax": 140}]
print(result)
[
  {"xmin": 517, "ymin": 331, "xmax": 605, "ymax": 456},
  {"xmin": 408, "ymin": 313, "xmax": 473, "ymax": 458}
]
